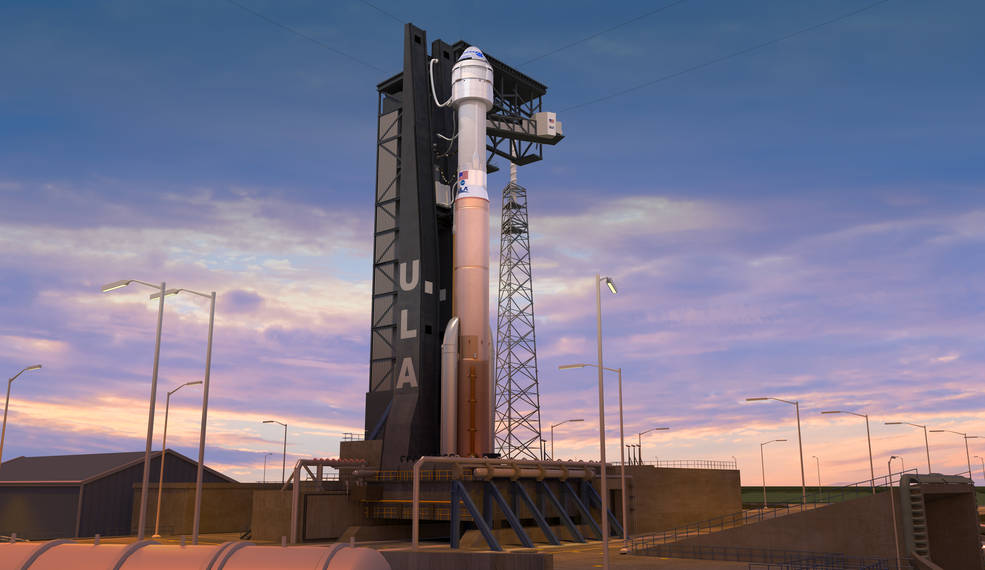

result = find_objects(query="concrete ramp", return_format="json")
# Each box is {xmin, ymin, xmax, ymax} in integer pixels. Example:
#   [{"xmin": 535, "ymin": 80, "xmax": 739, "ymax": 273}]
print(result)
[{"xmin": 634, "ymin": 475, "xmax": 981, "ymax": 569}]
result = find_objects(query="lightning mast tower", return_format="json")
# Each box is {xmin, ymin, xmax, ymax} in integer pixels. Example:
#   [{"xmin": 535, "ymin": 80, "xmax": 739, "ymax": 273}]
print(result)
[{"xmin": 494, "ymin": 165, "xmax": 545, "ymax": 460}]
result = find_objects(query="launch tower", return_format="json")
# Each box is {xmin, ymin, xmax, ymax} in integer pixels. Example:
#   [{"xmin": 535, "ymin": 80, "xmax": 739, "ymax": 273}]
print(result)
[{"xmin": 364, "ymin": 24, "xmax": 562, "ymax": 469}]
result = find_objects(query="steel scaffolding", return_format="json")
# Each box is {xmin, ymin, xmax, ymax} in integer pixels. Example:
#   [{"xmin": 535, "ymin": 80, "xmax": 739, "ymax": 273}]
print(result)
[{"xmin": 494, "ymin": 165, "xmax": 544, "ymax": 460}]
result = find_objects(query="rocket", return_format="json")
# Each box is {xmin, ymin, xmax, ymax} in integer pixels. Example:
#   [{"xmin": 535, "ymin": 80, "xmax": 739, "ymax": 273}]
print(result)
[{"xmin": 440, "ymin": 46, "xmax": 495, "ymax": 457}]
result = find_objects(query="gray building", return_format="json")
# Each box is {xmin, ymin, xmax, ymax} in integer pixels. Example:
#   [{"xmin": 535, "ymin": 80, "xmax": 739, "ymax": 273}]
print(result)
[{"xmin": 0, "ymin": 450, "xmax": 234, "ymax": 539}]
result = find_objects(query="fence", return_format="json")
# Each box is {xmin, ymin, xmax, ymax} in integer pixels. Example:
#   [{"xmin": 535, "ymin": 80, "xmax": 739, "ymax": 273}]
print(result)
[
  {"xmin": 643, "ymin": 459, "xmax": 738, "ymax": 470},
  {"xmin": 634, "ymin": 543, "xmax": 904, "ymax": 569}
]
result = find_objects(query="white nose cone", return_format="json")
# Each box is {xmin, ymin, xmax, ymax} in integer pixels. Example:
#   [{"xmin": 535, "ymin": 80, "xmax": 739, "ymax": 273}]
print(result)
[
  {"xmin": 450, "ymin": 46, "xmax": 494, "ymax": 110},
  {"xmin": 459, "ymin": 45, "xmax": 487, "ymax": 61}
]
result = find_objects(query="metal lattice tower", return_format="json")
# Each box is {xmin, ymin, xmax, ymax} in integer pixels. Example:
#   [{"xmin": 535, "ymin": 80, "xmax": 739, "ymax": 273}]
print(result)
[{"xmin": 494, "ymin": 164, "xmax": 544, "ymax": 460}]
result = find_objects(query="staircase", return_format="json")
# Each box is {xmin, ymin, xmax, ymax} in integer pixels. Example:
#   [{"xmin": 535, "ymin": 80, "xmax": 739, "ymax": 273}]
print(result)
[{"xmin": 900, "ymin": 477, "xmax": 930, "ymax": 558}]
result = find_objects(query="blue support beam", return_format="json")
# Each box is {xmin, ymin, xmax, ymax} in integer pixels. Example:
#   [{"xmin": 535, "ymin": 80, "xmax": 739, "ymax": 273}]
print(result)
[
  {"xmin": 484, "ymin": 481, "xmax": 534, "ymax": 548},
  {"xmin": 561, "ymin": 480, "xmax": 603, "ymax": 539},
  {"xmin": 512, "ymin": 481, "xmax": 560, "ymax": 545},
  {"xmin": 451, "ymin": 480, "xmax": 501, "ymax": 551},
  {"xmin": 539, "ymin": 480, "xmax": 584, "ymax": 542},
  {"xmin": 482, "ymin": 482, "xmax": 494, "ymax": 528},
  {"xmin": 581, "ymin": 478, "xmax": 624, "ymax": 537}
]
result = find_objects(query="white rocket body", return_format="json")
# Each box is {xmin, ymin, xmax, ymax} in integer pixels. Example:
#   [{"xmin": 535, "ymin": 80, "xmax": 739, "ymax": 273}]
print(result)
[{"xmin": 439, "ymin": 46, "xmax": 494, "ymax": 457}]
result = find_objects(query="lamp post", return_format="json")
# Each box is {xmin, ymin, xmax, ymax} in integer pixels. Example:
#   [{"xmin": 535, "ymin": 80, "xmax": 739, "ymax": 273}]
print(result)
[
  {"xmin": 567, "ymin": 273, "xmax": 617, "ymax": 568},
  {"xmin": 153, "ymin": 380, "xmax": 202, "ymax": 538},
  {"xmin": 263, "ymin": 420, "xmax": 288, "ymax": 484},
  {"xmin": 561, "ymin": 356, "xmax": 629, "ymax": 550},
  {"xmin": 0, "ymin": 364, "xmax": 42, "ymax": 468},
  {"xmin": 821, "ymin": 410, "xmax": 875, "ymax": 493},
  {"xmin": 812, "ymin": 455, "xmax": 821, "ymax": 499},
  {"xmin": 747, "ymin": 397, "xmax": 806, "ymax": 504},
  {"xmin": 975, "ymin": 455, "xmax": 985, "ymax": 482},
  {"xmin": 929, "ymin": 429, "xmax": 979, "ymax": 480},
  {"xmin": 888, "ymin": 455, "xmax": 902, "ymax": 570},
  {"xmin": 760, "ymin": 439, "xmax": 786, "ymax": 508},
  {"xmin": 102, "ymin": 278, "xmax": 167, "ymax": 540},
  {"xmin": 885, "ymin": 421, "xmax": 931, "ymax": 474},
  {"xmin": 150, "ymin": 287, "xmax": 216, "ymax": 544},
  {"xmin": 560, "ymin": 362, "xmax": 632, "ymax": 545},
  {"xmin": 638, "ymin": 427, "xmax": 670, "ymax": 464},
  {"xmin": 549, "ymin": 418, "xmax": 584, "ymax": 460},
  {"xmin": 263, "ymin": 452, "xmax": 273, "ymax": 483}
]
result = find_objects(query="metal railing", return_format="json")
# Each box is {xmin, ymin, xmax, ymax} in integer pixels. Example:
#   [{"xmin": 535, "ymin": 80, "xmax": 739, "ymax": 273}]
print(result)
[
  {"xmin": 641, "ymin": 459, "xmax": 738, "ymax": 470},
  {"xmin": 634, "ymin": 543, "xmax": 903, "ymax": 568},
  {"xmin": 363, "ymin": 499, "xmax": 459, "ymax": 521},
  {"xmin": 341, "ymin": 432, "xmax": 364, "ymax": 442},
  {"xmin": 366, "ymin": 469, "xmax": 478, "ymax": 482},
  {"xmin": 631, "ymin": 468, "xmax": 919, "ymax": 552}
]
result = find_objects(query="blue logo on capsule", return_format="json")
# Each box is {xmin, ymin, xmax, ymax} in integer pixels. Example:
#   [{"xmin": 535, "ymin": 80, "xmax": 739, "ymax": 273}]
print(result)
[{"xmin": 460, "ymin": 47, "xmax": 486, "ymax": 61}]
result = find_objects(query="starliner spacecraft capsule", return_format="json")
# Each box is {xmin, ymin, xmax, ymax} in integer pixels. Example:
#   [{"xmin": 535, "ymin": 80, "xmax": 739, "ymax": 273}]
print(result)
[{"xmin": 440, "ymin": 46, "xmax": 495, "ymax": 457}]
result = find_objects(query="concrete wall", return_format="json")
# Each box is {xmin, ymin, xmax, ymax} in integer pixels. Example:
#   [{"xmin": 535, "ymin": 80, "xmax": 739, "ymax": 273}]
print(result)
[
  {"xmin": 622, "ymin": 466, "xmax": 742, "ymax": 535},
  {"xmin": 251, "ymin": 488, "xmax": 293, "ymax": 542},
  {"xmin": 674, "ymin": 490, "xmax": 903, "ymax": 560},
  {"xmin": 340, "ymin": 440, "xmax": 382, "ymax": 468},
  {"xmin": 921, "ymin": 483, "xmax": 982, "ymax": 569},
  {"xmin": 130, "ymin": 483, "xmax": 255, "ymax": 535}
]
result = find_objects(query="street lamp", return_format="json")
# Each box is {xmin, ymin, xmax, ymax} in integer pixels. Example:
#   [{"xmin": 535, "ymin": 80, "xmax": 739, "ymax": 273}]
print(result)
[
  {"xmin": 929, "ymin": 429, "xmax": 980, "ymax": 480},
  {"xmin": 885, "ymin": 421, "xmax": 931, "ymax": 473},
  {"xmin": 263, "ymin": 452, "xmax": 273, "ymax": 483},
  {"xmin": 150, "ymin": 287, "xmax": 216, "ymax": 544},
  {"xmin": 549, "ymin": 418, "xmax": 584, "ymax": 460},
  {"xmin": 888, "ymin": 456, "xmax": 902, "ymax": 570},
  {"xmin": 566, "ymin": 273, "xmax": 618, "ymax": 568},
  {"xmin": 102, "ymin": 278, "xmax": 167, "ymax": 540},
  {"xmin": 760, "ymin": 439, "xmax": 787, "ymax": 508},
  {"xmin": 560, "ymin": 362, "xmax": 635, "ymax": 544},
  {"xmin": 812, "ymin": 455, "xmax": 821, "ymax": 498},
  {"xmin": 561, "ymin": 357, "xmax": 630, "ymax": 551},
  {"xmin": 821, "ymin": 410, "xmax": 875, "ymax": 494},
  {"xmin": 263, "ymin": 420, "xmax": 288, "ymax": 484},
  {"xmin": 975, "ymin": 456, "xmax": 985, "ymax": 482},
  {"xmin": 638, "ymin": 427, "xmax": 670, "ymax": 463},
  {"xmin": 153, "ymin": 380, "xmax": 202, "ymax": 538},
  {"xmin": 746, "ymin": 397, "xmax": 807, "ymax": 504},
  {"xmin": 0, "ymin": 364, "xmax": 42, "ymax": 468}
]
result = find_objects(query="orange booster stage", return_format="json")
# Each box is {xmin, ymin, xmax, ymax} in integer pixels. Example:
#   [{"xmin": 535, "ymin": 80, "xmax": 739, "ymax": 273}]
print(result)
[{"xmin": 440, "ymin": 46, "xmax": 495, "ymax": 457}]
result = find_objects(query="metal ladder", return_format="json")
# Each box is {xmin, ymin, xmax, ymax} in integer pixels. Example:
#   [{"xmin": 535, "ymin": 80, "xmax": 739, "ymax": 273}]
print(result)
[{"xmin": 899, "ymin": 475, "xmax": 930, "ymax": 558}]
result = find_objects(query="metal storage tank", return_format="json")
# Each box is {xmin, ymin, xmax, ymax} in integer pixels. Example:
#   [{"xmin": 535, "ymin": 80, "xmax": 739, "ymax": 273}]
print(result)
[{"xmin": 0, "ymin": 541, "xmax": 391, "ymax": 570}]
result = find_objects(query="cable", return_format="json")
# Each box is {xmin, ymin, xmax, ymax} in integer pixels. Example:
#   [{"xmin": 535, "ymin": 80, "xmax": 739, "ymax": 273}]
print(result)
[
  {"xmin": 519, "ymin": 0, "xmax": 691, "ymax": 66},
  {"xmin": 222, "ymin": 0, "xmax": 385, "ymax": 73},
  {"xmin": 429, "ymin": 58, "xmax": 453, "ymax": 107},
  {"xmin": 359, "ymin": 0, "xmax": 404, "ymax": 24},
  {"xmin": 561, "ymin": 0, "xmax": 890, "ymax": 113}
]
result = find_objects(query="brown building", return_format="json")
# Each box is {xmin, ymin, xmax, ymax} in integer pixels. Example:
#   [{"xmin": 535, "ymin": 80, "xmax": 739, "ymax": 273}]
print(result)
[{"xmin": 0, "ymin": 449, "xmax": 233, "ymax": 540}]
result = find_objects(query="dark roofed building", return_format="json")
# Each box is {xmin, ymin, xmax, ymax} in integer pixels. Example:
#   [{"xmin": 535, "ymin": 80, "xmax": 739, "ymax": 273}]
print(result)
[{"xmin": 0, "ymin": 450, "xmax": 235, "ymax": 539}]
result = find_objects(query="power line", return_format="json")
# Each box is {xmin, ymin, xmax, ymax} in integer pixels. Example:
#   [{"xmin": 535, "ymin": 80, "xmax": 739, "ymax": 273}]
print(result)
[
  {"xmin": 561, "ymin": 0, "xmax": 891, "ymax": 113},
  {"xmin": 520, "ymin": 0, "xmax": 691, "ymax": 66},
  {"xmin": 222, "ymin": 0, "xmax": 385, "ymax": 73},
  {"xmin": 359, "ymin": 0, "xmax": 404, "ymax": 25}
]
